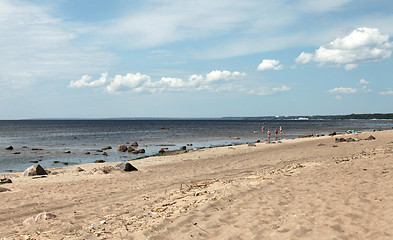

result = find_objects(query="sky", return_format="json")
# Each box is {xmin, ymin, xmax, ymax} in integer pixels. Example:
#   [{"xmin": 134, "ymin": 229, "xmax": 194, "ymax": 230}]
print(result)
[{"xmin": 1, "ymin": 0, "xmax": 393, "ymax": 119}]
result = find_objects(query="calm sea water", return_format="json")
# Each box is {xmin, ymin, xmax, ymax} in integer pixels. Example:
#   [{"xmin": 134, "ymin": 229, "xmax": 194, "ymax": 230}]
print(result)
[{"xmin": 0, "ymin": 120, "xmax": 392, "ymax": 173}]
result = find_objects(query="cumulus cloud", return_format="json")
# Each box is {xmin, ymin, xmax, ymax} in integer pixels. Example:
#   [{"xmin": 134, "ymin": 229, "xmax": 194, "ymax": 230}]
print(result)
[
  {"xmin": 328, "ymin": 87, "xmax": 358, "ymax": 94},
  {"xmin": 69, "ymin": 73, "xmax": 108, "ymax": 88},
  {"xmin": 70, "ymin": 70, "xmax": 247, "ymax": 94},
  {"xmin": 257, "ymin": 59, "xmax": 284, "ymax": 71},
  {"xmin": 378, "ymin": 89, "xmax": 393, "ymax": 95},
  {"xmin": 296, "ymin": 27, "xmax": 393, "ymax": 68}
]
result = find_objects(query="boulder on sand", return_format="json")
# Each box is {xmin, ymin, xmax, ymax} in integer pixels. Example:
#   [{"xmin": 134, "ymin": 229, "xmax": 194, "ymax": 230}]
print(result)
[
  {"xmin": 22, "ymin": 165, "xmax": 47, "ymax": 177},
  {"xmin": 116, "ymin": 162, "xmax": 138, "ymax": 172},
  {"xmin": 23, "ymin": 212, "xmax": 56, "ymax": 225}
]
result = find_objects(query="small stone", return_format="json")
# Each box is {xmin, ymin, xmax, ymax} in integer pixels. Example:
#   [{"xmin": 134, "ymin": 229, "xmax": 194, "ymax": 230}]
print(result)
[
  {"xmin": 64, "ymin": 150, "xmax": 71, "ymax": 154},
  {"xmin": 365, "ymin": 135, "xmax": 376, "ymax": 140},
  {"xmin": 85, "ymin": 151, "xmax": 91, "ymax": 154},
  {"xmin": 101, "ymin": 146, "xmax": 112, "ymax": 150},
  {"xmin": 180, "ymin": 146, "xmax": 187, "ymax": 151},
  {"xmin": 75, "ymin": 167, "xmax": 85, "ymax": 172},
  {"xmin": 102, "ymin": 152, "xmax": 108, "ymax": 156},
  {"xmin": 12, "ymin": 152, "xmax": 21, "ymax": 154},
  {"xmin": 100, "ymin": 220, "xmax": 106, "ymax": 225},
  {"xmin": 23, "ymin": 212, "xmax": 56, "ymax": 225},
  {"xmin": 5, "ymin": 146, "xmax": 13, "ymax": 150},
  {"xmin": 328, "ymin": 132, "xmax": 337, "ymax": 136},
  {"xmin": 31, "ymin": 148, "xmax": 44, "ymax": 151},
  {"xmin": 53, "ymin": 161, "xmax": 59, "ymax": 163},
  {"xmin": 117, "ymin": 145, "xmax": 128, "ymax": 152},
  {"xmin": 127, "ymin": 147, "xmax": 135, "ymax": 152},
  {"xmin": 248, "ymin": 142, "xmax": 256, "ymax": 147},
  {"xmin": 131, "ymin": 141, "xmax": 139, "ymax": 147},
  {"xmin": 159, "ymin": 148, "xmax": 165, "ymax": 154},
  {"xmin": 94, "ymin": 160, "xmax": 105, "ymax": 163},
  {"xmin": 187, "ymin": 144, "xmax": 193, "ymax": 146},
  {"xmin": 233, "ymin": 137, "xmax": 240, "ymax": 139}
]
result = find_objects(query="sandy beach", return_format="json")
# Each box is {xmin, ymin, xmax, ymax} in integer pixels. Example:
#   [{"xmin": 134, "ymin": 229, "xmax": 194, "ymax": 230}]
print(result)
[{"xmin": 1, "ymin": 130, "xmax": 393, "ymax": 239}]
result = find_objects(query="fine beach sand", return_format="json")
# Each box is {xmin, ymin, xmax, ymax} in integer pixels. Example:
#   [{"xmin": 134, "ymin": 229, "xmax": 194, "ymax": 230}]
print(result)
[{"xmin": 1, "ymin": 130, "xmax": 393, "ymax": 239}]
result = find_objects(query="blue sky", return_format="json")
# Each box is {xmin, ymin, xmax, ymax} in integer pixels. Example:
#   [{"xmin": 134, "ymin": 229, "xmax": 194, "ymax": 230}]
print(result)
[{"xmin": 1, "ymin": 0, "xmax": 393, "ymax": 119}]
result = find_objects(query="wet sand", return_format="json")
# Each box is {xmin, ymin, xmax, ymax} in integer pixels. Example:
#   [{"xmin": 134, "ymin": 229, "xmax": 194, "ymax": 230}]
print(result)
[{"xmin": 1, "ymin": 130, "xmax": 393, "ymax": 239}]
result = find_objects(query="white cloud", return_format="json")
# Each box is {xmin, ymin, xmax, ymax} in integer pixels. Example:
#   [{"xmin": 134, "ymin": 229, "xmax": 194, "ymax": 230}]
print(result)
[
  {"xmin": 257, "ymin": 59, "xmax": 284, "ymax": 71},
  {"xmin": 296, "ymin": 27, "xmax": 393, "ymax": 68},
  {"xmin": 295, "ymin": 52, "xmax": 313, "ymax": 64},
  {"xmin": 105, "ymin": 73, "xmax": 151, "ymax": 93},
  {"xmin": 345, "ymin": 63, "xmax": 358, "ymax": 70},
  {"xmin": 69, "ymin": 73, "xmax": 108, "ymax": 88},
  {"xmin": 249, "ymin": 85, "xmax": 291, "ymax": 96},
  {"xmin": 71, "ymin": 70, "xmax": 247, "ymax": 94},
  {"xmin": 378, "ymin": 89, "xmax": 393, "ymax": 95},
  {"xmin": 328, "ymin": 87, "xmax": 358, "ymax": 94},
  {"xmin": 359, "ymin": 78, "xmax": 370, "ymax": 85}
]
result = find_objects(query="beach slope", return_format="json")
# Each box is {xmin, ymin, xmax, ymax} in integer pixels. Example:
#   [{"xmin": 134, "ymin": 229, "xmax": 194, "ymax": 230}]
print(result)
[{"xmin": 1, "ymin": 130, "xmax": 393, "ymax": 239}]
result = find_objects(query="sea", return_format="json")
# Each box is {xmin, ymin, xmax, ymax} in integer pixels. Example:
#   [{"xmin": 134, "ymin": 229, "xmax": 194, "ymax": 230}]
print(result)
[{"xmin": 1, "ymin": 119, "xmax": 392, "ymax": 173}]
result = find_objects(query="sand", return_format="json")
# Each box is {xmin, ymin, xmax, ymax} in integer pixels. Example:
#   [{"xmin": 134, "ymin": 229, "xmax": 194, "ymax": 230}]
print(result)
[{"xmin": 1, "ymin": 130, "xmax": 393, "ymax": 239}]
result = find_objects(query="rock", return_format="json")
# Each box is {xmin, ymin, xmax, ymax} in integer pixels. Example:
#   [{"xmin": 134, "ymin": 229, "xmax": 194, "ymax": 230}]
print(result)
[
  {"xmin": 328, "ymin": 132, "xmax": 337, "ymax": 136},
  {"xmin": 96, "ymin": 150, "xmax": 103, "ymax": 152},
  {"xmin": 12, "ymin": 152, "xmax": 21, "ymax": 154},
  {"xmin": 63, "ymin": 162, "xmax": 69, "ymax": 165},
  {"xmin": 255, "ymin": 140, "xmax": 261, "ymax": 143},
  {"xmin": 127, "ymin": 147, "xmax": 135, "ymax": 152},
  {"xmin": 22, "ymin": 165, "xmax": 47, "ymax": 177},
  {"xmin": 302, "ymin": 134, "xmax": 314, "ymax": 138},
  {"xmin": 365, "ymin": 135, "xmax": 376, "ymax": 140},
  {"xmin": 0, "ymin": 178, "xmax": 12, "ymax": 184},
  {"xmin": 159, "ymin": 148, "xmax": 166, "ymax": 154},
  {"xmin": 100, "ymin": 220, "xmax": 107, "ymax": 225},
  {"xmin": 180, "ymin": 146, "xmax": 187, "ymax": 151},
  {"xmin": 5, "ymin": 146, "xmax": 13, "ymax": 150},
  {"xmin": 102, "ymin": 152, "xmax": 108, "ymax": 156},
  {"xmin": 22, "ymin": 146, "xmax": 28, "ymax": 148},
  {"xmin": 117, "ymin": 145, "xmax": 128, "ymax": 152},
  {"xmin": 64, "ymin": 150, "xmax": 71, "ymax": 153},
  {"xmin": 346, "ymin": 138, "xmax": 356, "ymax": 142},
  {"xmin": 30, "ymin": 160, "xmax": 39, "ymax": 163},
  {"xmin": 233, "ymin": 137, "xmax": 240, "ymax": 139},
  {"xmin": 248, "ymin": 142, "xmax": 256, "ymax": 147},
  {"xmin": 138, "ymin": 149, "xmax": 145, "ymax": 153},
  {"xmin": 101, "ymin": 146, "xmax": 112, "ymax": 150},
  {"xmin": 75, "ymin": 167, "xmax": 85, "ymax": 172},
  {"xmin": 317, "ymin": 143, "xmax": 326, "ymax": 146},
  {"xmin": 335, "ymin": 138, "xmax": 346, "ymax": 143},
  {"xmin": 116, "ymin": 162, "xmax": 138, "ymax": 172},
  {"xmin": 53, "ymin": 161, "xmax": 59, "ymax": 163},
  {"xmin": 0, "ymin": 187, "xmax": 11, "ymax": 192},
  {"xmin": 187, "ymin": 144, "xmax": 193, "ymax": 146},
  {"xmin": 85, "ymin": 151, "xmax": 91, "ymax": 154},
  {"xmin": 94, "ymin": 160, "xmax": 105, "ymax": 163},
  {"xmin": 23, "ymin": 212, "xmax": 56, "ymax": 225},
  {"xmin": 31, "ymin": 148, "xmax": 44, "ymax": 151},
  {"xmin": 131, "ymin": 141, "xmax": 139, "ymax": 147}
]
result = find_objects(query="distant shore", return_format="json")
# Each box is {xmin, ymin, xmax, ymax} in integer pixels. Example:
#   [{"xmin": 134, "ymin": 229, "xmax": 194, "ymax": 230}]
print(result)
[{"xmin": 1, "ymin": 130, "xmax": 393, "ymax": 239}]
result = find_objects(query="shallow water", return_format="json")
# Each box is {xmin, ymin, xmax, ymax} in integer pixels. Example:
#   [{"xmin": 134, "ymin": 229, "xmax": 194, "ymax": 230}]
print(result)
[{"xmin": 0, "ymin": 119, "xmax": 392, "ymax": 173}]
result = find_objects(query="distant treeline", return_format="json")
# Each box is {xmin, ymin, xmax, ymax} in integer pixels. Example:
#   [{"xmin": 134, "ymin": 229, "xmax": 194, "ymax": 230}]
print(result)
[
  {"xmin": 308, "ymin": 113, "xmax": 393, "ymax": 120},
  {"xmin": 222, "ymin": 113, "xmax": 393, "ymax": 121}
]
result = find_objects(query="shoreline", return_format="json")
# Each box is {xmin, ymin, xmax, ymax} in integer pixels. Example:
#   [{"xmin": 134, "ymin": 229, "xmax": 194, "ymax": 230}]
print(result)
[{"xmin": 1, "ymin": 130, "xmax": 393, "ymax": 239}]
